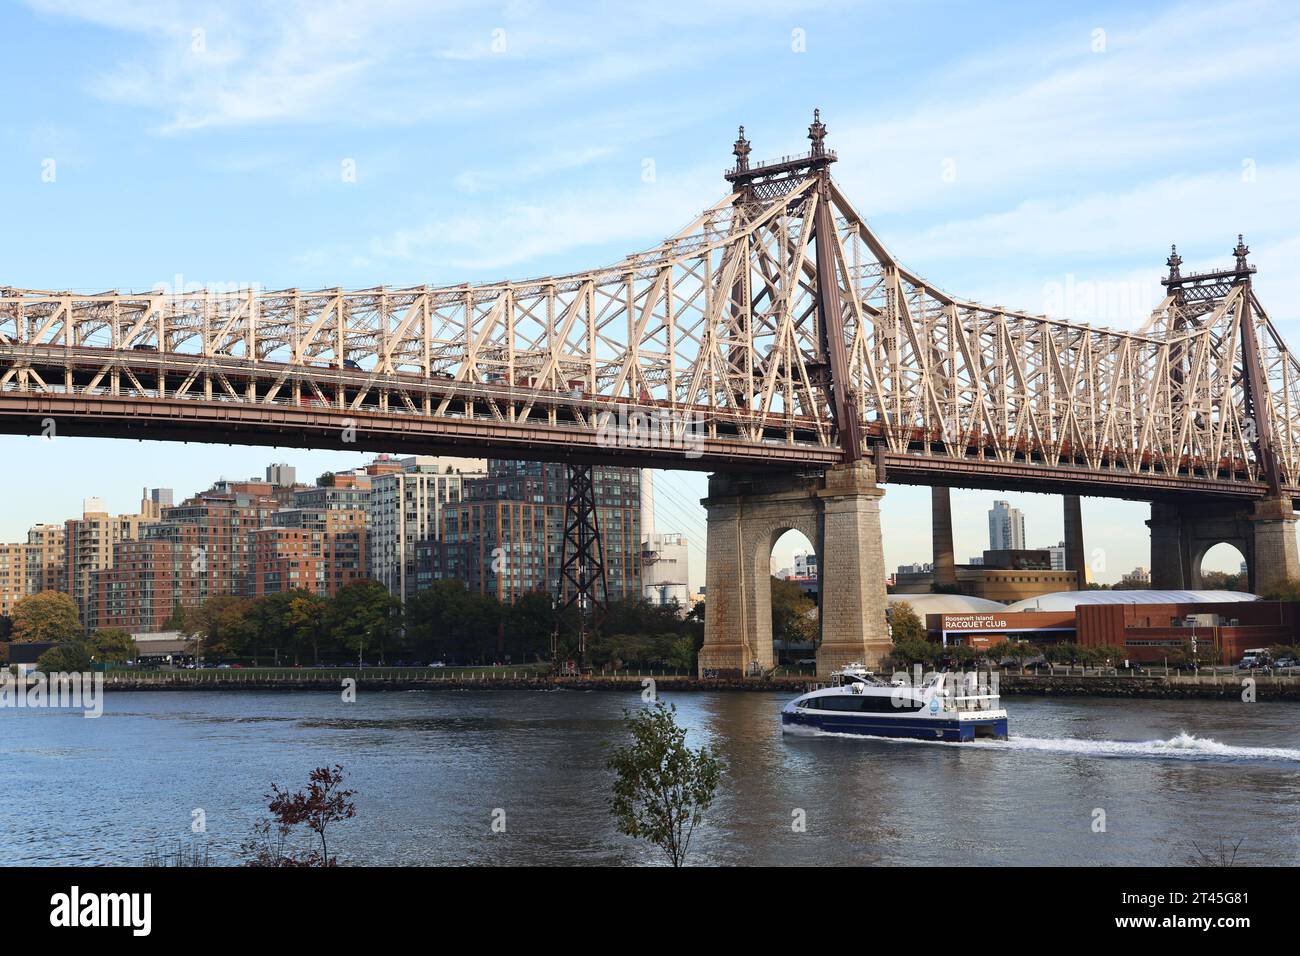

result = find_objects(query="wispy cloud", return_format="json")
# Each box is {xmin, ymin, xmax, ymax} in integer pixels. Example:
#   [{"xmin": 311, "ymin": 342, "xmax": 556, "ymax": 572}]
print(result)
[
  {"xmin": 24, "ymin": 0, "xmax": 805, "ymax": 132},
  {"xmin": 828, "ymin": 0, "xmax": 1300, "ymax": 218}
]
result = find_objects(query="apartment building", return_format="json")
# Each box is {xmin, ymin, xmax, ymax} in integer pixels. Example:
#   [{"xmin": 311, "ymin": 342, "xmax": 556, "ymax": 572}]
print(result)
[
  {"xmin": 255, "ymin": 473, "xmax": 371, "ymax": 597},
  {"xmin": 368, "ymin": 456, "xmax": 485, "ymax": 601},
  {"xmin": 0, "ymin": 523, "xmax": 68, "ymax": 619},
  {"xmin": 428, "ymin": 460, "xmax": 641, "ymax": 604},
  {"xmin": 66, "ymin": 494, "xmax": 166, "ymax": 629},
  {"xmin": 92, "ymin": 535, "xmax": 200, "ymax": 633}
]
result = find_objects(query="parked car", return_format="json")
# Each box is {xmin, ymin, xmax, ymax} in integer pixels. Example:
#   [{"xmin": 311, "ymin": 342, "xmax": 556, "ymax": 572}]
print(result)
[
  {"xmin": 428, "ymin": 661, "xmax": 446, "ymax": 668},
  {"xmin": 1274, "ymin": 657, "xmax": 1297, "ymax": 669},
  {"xmin": 795, "ymin": 658, "xmax": 817, "ymax": 666}
]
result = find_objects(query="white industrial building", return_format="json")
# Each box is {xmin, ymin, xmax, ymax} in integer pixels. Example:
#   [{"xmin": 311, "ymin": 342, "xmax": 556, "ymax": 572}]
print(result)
[{"xmin": 638, "ymin": 470, "xmax": 691, "ymax": 610}]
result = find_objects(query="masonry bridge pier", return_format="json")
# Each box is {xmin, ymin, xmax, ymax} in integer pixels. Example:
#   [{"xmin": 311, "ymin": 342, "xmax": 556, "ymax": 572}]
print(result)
[
  {"xmin": 699, "ymin": 461, "xmax": 891, "ymax": 677},
  {"xmin": 1148, "ymin": 495, "xmax": 1298, "ymax": 593}
]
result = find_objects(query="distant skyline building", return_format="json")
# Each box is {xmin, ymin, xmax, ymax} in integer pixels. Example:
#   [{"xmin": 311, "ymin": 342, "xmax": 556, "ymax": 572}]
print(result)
[
  {"xmin": 265, "ymin": 463, "xmax": 297, "ymax": 488},
  {"xmin": 1042, "ymin": 542, "xmax": 1067, "ymax": 572},
  {"xmin": 988, "ymin": 500, "xmax": 1026, "ymax": 551}
]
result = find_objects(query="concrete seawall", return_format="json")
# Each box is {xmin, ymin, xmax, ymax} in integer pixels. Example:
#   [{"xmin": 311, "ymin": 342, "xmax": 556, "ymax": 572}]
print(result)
[{"xmin": 94, "ymin": 672, "xmax": 1300, "ymax": 701}]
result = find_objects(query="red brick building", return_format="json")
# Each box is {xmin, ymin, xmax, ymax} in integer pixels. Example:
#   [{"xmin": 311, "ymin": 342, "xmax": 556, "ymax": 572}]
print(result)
[
  {"xmin": 92, "ymin": 536, "xmax": 200, "ymax": 633},
  {"xmin": 250, "ymin": 527, "xmax": 325, "ymax": 596},
  {"xmin": 925, "ymin": 591, "xmax": 1300, "ymax": 664}
]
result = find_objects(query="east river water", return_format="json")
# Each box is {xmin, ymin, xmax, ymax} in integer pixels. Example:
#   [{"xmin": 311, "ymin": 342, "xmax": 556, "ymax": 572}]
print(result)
[{"xmin": 2, "ymin": 689, "xmax": 1298, "ymax": 866}]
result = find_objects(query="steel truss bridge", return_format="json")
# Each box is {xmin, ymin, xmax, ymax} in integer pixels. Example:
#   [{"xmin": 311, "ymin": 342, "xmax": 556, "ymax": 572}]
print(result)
[{"xmin": 2, "ymin": 114, "xmax": 1297, "ymax": 502}]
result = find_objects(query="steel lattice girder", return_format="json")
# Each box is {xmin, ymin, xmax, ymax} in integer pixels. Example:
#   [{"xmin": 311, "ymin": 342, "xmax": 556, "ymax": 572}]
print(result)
[{"xmin": 1, "ymin": 169, "xmax": 1295, "ymax": 496}]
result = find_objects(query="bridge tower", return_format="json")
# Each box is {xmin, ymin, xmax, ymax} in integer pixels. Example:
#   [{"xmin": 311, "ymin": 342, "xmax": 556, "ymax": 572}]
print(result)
[
  {"xmin": 698, "ymin": 115, "xmax": 891, "ymax": 678},
  {"xmin": 1148, "ymin": 237, "xmax": 1300, "ymax": 595}
]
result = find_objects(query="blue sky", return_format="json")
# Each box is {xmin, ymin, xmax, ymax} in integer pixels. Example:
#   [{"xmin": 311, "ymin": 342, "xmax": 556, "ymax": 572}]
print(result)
[{"xmin": 3, "ymin": 0, "xmax": 1299, "ymax": 586}]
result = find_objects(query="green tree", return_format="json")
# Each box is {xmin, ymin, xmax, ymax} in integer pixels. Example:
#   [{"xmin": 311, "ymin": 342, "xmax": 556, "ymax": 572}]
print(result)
[
  {"xmin": 11, "ymin": 591, "xmax": 82, "ymax": 644},
  {"xmin": 888, "ymin": 601, "xmax": 926, "ymax": 643},
  {"xmin": 162, "ymin": 601, "xmax": 192, "ymax": 632},
  {"xmin": 502, "ymin": 590, "xmax": 556, "ymax": 663},
  {"xmin": 189, "ymin": 595, "xmax": 255, "ymax": 661},
  {"xmin": 330, "ymin": 580, "xmax": 402, "ymax": 665},
  {"xmin": 771, "ymin": 577, "xmax": 816, "ymax": 659},
  {"xmin": 89, "ymin": 628, "xmax": 138, "ymax": 663},
  {"xmin": 1094, "ymin": 643, "xmax": 1129, "ymax": 667},
  {"xmin": 36, "ymin": 641, "xmax": 92, "ymax": 672},
  {"xmin": 405, "ymin": 579, "xmax": 501, "ymax": 664},
  {"xmin": 286, "ymin": 590, "xmax": 331, "ymax": 665},
  {"xmin": 888, "ymin": 636, "xmax": 941, "ymax": 668},
  {"xmin": 246, "ymin": 590, "xmax": 305, "ymax": 665},
  {"xmin": 1262, "ymin": 578, "xmax": 1300, "ymax": 602},
  {"xmin": 607, "ymin": 702, "xmax": 723, "ymax": 867},
  {"xmin": 992, "ymin": 640, "xmax": 1038, "ymax": 669},
  {"xmin": 657, "ymin": 633, "xmax": 697, "ymax": 672}
]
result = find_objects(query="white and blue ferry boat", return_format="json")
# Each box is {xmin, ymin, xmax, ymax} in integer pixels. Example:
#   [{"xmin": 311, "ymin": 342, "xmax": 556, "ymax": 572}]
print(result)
[{"xmin": 781, "ymin": 664, "xmax": 1008, "ymax": 742}]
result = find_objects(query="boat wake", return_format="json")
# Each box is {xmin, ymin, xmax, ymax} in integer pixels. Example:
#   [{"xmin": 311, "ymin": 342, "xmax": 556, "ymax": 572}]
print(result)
[
  {"xmin": 1002, "ymin": 731, "xmax": 1300, "ymax": 763},
  {"xmin": 792, "ymin": 728, "xmax": 1300, "ymax": 763}
]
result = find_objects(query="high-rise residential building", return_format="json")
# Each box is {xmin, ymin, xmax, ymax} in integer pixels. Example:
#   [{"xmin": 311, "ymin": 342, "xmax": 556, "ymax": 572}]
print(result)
[
  {"xmin": 250, "ymin": 527, "xmax": 326, "ymax": 597},
  {"xmin": 428, "ymin": 460, "xmax": 641, "ymax": 604},
  {"xmin": 23, "ymin": 523, "xmax": 67, "ymax": 596},
  {"xmin": 0, "ymin": 523, "xmax": 64, "ymax": 618},
  {"xmin": 143, "ymin": 480, "xmax": 281, "ymax": 604},
  {"xmin": 66, "ymin": 494, "xmax": 163, "ymax": 628},
  {"xmin": 0, "ymin": 542, "xmax": 25, "ymax": 618},
  {"xmin": 988, "ymin": 500, "xmax": 1026, "ymax": 551},
  {"xmin": 254, "ymin": 472, "xmax": 371, "ymax": 597},
  {"xmin": 368, "ymin": 456, "xmax": 485, "ymax": 601},
  {"xmin": 92, "ymin": 537, "xmax": 199, "ymax": 633}
]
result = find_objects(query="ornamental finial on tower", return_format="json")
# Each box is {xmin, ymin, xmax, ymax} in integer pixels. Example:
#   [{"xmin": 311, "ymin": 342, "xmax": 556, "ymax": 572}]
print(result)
[
  {"xmin": 808, "ymin": 108, "xmax": 827, "ymax": 157},
  {"xmin": 1233, "ymin": 234, "xmax": 1251, "ymax": 273},
  {"xmin": 1166, "ymin": 244, "xmax": 1182, "ymax": 281},
  {"xmin": 733, "ymin": 125, "xmax": 751, "ymax": 172}
]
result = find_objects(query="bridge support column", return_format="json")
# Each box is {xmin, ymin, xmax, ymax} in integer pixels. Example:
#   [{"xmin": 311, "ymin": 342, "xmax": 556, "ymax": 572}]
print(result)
[
  {"xmin": 817, "ymin": 461, "xmax": 891, "ymax": 676},
  {"xmin": 1250, "ymin": 497, "xmax": 1299, "ymax": 596},
  {"xmin": 1063, "ymin": 495, "xmax": 1086, "ymax": 589},
  {"xmin": 1148, "ymin": 502, "xmax": 1189, "ymax": 589},
  {"xmin": 698, "ymin": 462, "xmax": 891, "ymax": 679},
  {"xmin": 931, "ymin": 487, "xmax": 957, "ymax": 590},
  {"xmin": 697, "ymin": 486, "xmax": 764, "ymax": 678}
]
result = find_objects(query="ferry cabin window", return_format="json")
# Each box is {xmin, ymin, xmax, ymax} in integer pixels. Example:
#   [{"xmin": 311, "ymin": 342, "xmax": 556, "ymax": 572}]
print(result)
[{"xmin": 810, "ymin": 695, "xmax": 924, "ymax": 713}]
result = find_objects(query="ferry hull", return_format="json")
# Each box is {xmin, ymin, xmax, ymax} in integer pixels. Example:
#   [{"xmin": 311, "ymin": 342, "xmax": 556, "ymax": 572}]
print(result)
[{"xmin": 782, "ymin": 711, "xmax": 1008, "ymax": 742}]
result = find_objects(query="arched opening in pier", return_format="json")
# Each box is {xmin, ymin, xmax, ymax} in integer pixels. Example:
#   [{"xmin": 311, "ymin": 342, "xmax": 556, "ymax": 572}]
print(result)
[
  {"xmin": 1197, "ymin": 542, "xmax": 1248, "ymax": 592},
  {"xmin": 769, "ymin": 529, "xmax": 818, "ymax": 667}
]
